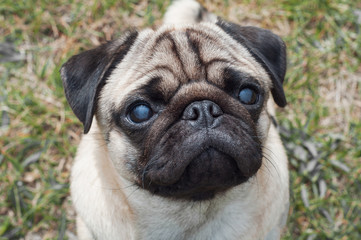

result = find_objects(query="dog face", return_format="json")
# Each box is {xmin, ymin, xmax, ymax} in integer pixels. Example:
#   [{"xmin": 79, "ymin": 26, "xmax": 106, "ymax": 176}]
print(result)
[{"xmin": 61, "ymin": 19, "xmax": 286, "ymax": 201}]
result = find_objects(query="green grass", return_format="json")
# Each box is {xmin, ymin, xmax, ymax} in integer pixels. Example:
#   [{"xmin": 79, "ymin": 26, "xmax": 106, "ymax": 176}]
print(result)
[{"xmin": 1, "ymin": 0, "xmax": 360, "ymax": 239}]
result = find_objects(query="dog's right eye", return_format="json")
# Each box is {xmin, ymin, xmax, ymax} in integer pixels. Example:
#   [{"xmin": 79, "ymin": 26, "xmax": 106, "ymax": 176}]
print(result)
[{"xmin": 129, "ymin": 104, "xmax": 154, "ymax": 123}]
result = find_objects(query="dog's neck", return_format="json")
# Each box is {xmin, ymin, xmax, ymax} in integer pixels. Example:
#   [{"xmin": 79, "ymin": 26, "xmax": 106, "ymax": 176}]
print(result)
[{"xmin": 120, "ymin": 178, "xmax": 263, "ymax": 240}]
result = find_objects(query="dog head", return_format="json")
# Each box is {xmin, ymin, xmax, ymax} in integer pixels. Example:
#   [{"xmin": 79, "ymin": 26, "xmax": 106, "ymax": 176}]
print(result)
[{"xmin": 61, "ymin": 18, "xmax": 286, "ymax": 201}]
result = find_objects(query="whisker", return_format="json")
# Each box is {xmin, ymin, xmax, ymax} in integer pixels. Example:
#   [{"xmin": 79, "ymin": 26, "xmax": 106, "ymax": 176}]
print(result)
[
  {"xmin": 261, "ymin": 146, "xmax": 280, "ymax": 177},
  {"xmin": 125, "ymin": 185, "xmax": 141, "ymax": 200}
]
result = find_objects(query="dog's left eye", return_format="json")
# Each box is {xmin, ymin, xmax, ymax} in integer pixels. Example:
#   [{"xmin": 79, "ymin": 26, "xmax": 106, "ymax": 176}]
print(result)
[
  {"xmin": 129, "ymin": 104, "xmax": 153, "ymax": 123},
  {"xmin": 239, "ymin": 88, "xmax": 259, "ymax": 105}
]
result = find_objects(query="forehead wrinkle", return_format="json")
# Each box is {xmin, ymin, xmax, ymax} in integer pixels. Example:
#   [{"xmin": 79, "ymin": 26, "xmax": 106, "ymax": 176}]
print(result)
[
  {"xmin": 185, "ymin": 29, "xmax": 232, "ymax": 60},
  {"xmin": 120, "ymin": 67, "xmax": 181, "ymax": 106},
  {"xmin": 206, "ymin": 60, "xmax": 235, "ymax": 87},
  {"xmin": 145, "ymin": 33, "xmax": 188, "ymax": 83},
  {"xmin": 115, "ymin": 39, "xmax": 184, "ymax": 103},
  {"xmin": 153, "ymin": 24, "xmax": 270, "ymax": 82},
  {"xmin": 186, "ymin": 27, "xmax": 266, "ymax": 80},
  {"xmin": 185, "ymin": 29, "xmax": 239, "ymax": 81},
  {"xmin": 151, "ymin": 69, "xmax": 180, "ymax": 102},
  {"xmin": 144, "ymin": 26, "xmax": 267, "ymax": 86},
  {"xmin": 185, "ymin": 29, "xmax": 233, "ymax": 66},
  {"xmin": 170, "ymin": 31, "xmax": 205, "ymax": 82},
  {"xmin": 132, "ymin": 65, "xmax": 177, "ymax": 87}
]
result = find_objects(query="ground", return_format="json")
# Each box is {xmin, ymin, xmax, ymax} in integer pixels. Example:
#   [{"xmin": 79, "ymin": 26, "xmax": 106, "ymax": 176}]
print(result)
[{"xmin": 0, "ymin": 0, "xmax": 360, "ymax": 239}]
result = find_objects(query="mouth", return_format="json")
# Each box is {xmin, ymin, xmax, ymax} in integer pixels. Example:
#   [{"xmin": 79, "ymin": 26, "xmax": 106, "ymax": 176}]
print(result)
[
  {"xmin": 139, "ymin": 129, "xmax": 262, "ymax": 200},
  {"xmin": 154, "ymin": 147, "xmax": 249, "ymax": 200}
]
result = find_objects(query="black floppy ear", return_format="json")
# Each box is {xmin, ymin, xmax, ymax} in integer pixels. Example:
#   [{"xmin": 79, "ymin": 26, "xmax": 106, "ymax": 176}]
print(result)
[
  {"xmin": 61, "ymin": 31, "xmax": 138, "ymax": 133},
  {"xmin": 216, "ymin": 19, "xmax": 287, "ymax": 107}
]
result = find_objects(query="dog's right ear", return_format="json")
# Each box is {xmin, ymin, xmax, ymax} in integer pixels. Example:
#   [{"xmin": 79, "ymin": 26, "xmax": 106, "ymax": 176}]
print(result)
[{"xmin": 61, "ymin": 31, "xmax": 138, "ymax": 134}]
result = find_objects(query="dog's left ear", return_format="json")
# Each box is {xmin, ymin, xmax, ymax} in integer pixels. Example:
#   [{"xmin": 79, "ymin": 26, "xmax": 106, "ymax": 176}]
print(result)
[
  {"xmin": 61, "ymin": 31, "xmax": 138, "ymax": 133},
  {"xmin": 216, "ymin": 19, "xmax": 287, "ymax": 107}
]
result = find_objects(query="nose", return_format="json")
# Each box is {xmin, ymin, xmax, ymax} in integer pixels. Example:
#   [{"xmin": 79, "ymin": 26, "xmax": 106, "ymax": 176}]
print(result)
[{"xmin": 182, "ymin": 100, "xmax": 223, "ymax": 129}]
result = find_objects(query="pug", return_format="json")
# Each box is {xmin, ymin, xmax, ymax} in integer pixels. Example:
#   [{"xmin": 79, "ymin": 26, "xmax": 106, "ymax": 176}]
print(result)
[{"xmin": 61, "ymin": 0, "xmax": 289, "ymax": 239}]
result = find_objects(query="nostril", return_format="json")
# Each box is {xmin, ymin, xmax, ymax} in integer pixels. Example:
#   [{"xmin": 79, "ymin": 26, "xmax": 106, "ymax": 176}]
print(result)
[
  {"xmin": 183, "ymin": 105, "xmax": 201, "ymax": 121},
  {"xmin": 190, "ymin": 108, "xmax": 199, "ymax": 120},
  {"xmin": 209, "ymin": 104, "xmax": 223, "ymax": 118}
]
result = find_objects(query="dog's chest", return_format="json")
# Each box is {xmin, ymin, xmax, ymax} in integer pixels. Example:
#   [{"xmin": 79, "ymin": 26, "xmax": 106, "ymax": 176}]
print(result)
[{"xmin": 127, "ymin": 187, "xmax": 264, "ymax": 240}]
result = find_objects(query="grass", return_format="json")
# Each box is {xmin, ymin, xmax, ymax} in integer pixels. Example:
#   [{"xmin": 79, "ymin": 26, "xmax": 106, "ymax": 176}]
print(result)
[{"xmin": 0, "ymin": 0, "xmax": 360, "ymax": 239}]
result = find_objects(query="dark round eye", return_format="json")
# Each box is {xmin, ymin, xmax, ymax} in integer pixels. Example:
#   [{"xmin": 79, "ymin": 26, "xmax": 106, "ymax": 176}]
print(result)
[
  {"xmin": 239, "ymin": 88, "xmax": 258, "ymax": 105},
  {"xmin": 129, "ymin": 104, "xmax": 153, "ymax": 123}
]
